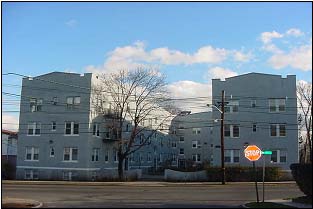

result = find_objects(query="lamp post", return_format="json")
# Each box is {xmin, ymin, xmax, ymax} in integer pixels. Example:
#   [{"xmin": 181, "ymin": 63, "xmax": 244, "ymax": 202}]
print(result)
[{"xmin": 207, "ymin": 90, "xmax": 226, "ymax": 185}]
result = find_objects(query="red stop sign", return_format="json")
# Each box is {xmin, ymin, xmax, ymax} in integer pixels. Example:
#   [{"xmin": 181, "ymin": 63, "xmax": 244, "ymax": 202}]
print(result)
[{"xmin": 244, "ymin": 145, "xmax": 262, "ymax": 161}]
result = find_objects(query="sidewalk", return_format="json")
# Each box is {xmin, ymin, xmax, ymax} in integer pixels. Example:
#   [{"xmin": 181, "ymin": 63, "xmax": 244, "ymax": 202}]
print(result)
[
  {"xmin": 268, "ymin": 199, "xmax": 312, "ymax": 208},
  {"xmin": 2, "ymin": 197, "xmax": 42, "ymax": 208}
]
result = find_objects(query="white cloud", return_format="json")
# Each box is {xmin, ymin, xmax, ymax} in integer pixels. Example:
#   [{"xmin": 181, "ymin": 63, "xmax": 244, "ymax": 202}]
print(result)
[
  {"xmin": 261, "ymin": 31, "xmax": 284, "ymax": 44},
  {"xmin": 86, "ymin": 42, "xmax": 234, "ymax": 74},
  {"xmin": 286, "ymin": 28, "xmax": 304, "ymax": 37},
  {"xmin": 65, "ymin": 19, "xmax": 78, "ymax": 28},
  {"xmin": 269, "ymin": 44, "xmax": 312, "ymax": 71},
  {"xmin": 193, "ymin": 46, "xmax": 228, "ymax": 64},
  {"xmin": 232, "ymin": 50, "xmax": 253, "ymax": 62},
  {"xmin": 167, "ymin": 81, "xmax": 212, "ymax": 113},
  {"xmin": 208, "ymin": 66, "xmax": 238, "ymax": 81},
  {"xmin": 262, "ymin": 44, "xmax": 283, "ymax": 54},
  {"xmin": 2, "ymin": 114, "xmax": 19, "ymax": 131}
]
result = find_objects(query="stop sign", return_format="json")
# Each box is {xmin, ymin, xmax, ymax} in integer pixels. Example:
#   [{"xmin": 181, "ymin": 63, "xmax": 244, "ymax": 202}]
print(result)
[{"xmin": 244, "ymin": 145, "xmax": 262, "ymax": 161}]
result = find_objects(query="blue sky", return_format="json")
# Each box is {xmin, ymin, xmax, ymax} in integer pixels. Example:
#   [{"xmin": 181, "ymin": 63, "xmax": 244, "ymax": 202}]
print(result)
[{"xmin": 2, "ymin": 2, "xmax": 312, "ymax": 130}]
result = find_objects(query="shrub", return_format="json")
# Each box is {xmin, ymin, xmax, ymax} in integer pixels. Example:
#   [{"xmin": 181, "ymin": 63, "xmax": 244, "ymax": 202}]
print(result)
[
  {"xmin": 290, "ymin": 163, "xmax": 312, "ymax": 197},
  {"xmin": 206, "ymin": 166, "xmax": 281, "ymax": 182}
]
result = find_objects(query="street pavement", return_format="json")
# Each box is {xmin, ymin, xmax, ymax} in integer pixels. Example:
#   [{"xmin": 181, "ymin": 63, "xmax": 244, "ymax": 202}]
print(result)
[{"xmin": 2, "ymin": 181, "xmax": 305, "ymax": 208}]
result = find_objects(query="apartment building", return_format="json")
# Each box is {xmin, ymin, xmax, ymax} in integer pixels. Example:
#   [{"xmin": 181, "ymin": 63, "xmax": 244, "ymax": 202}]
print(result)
[
  {"xmin": 211, "ymin": 73, "xmax": 298, "ymax": 170},
  {"xmin": 170, "ymin": 111, "xmax": 213, "ymax": 168},
  {"xmin": 16, "ymin": 72, "xmax": 175, "ymax": 180}
]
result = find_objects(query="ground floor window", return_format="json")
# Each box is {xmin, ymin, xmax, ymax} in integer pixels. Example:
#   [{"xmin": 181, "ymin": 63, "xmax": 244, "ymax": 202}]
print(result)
[
  {"xmin": 24, "ymin": 170, "xmax": 39, "ymax": 180},
  {"xmin": 63, "ymin": 171, "xmax": 77, "ymax": 181},
  {"xmin": 271, "ymin": 150, "xmax": 287, "ymax": 164}
]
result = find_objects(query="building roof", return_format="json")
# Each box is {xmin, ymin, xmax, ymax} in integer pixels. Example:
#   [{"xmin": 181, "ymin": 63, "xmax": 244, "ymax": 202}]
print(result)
[
  {"xmin": 212, "ymin": 72, "xmax": 296, "ymax": 81},
  {"xmin": 2, "ymin": 129, "xmax": 18, "ymax": 136}
]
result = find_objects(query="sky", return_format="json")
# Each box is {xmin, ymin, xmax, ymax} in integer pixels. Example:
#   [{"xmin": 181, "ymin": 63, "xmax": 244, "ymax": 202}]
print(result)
[{"xmin": 1, "ymin": 2, "xmax": 312, "ymax": 131}]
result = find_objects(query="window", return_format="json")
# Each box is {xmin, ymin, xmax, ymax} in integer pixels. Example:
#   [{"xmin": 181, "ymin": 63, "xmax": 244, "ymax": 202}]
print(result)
[
  {"xmin": 65, "ymin": 122, "xmax": 79, "ymax": 135},
  {"xmin": 269, "ymin": 99, "xmax": 286, "ymax": 112},
  {"xmin": 179, "ymin": 136, "xmax": 184, "ymax": 143},
  {"xmin": 92, "ymin": 148, "xmax": 99, "ymax": 162},
  {"xmin": 148, "ymin": 118, "xmax": 153, "ymax": 127},
  {"xmin": 63, "ymin": 147, "xmax": 78, "ymax": 161},
  {"xmin": 271, "ymin": 150, "xmax": 287, "ymax": 164},
  {"xmin": 225, "ymin": 149, "xmax": 240, "ymax": 163},
  {"xmin": 52, "ymin": 97, "xmax": 58, "ymax": 105},
  {"xmin": 159, "ymin": 153, "xmax": 162, "ymax": 162},
  {"xmin": 104, "ymin": 150, "xmax": 109, "ymax": 162},
  {"xmin": 270, "ymin": 124, "xmax": 286, "ymax": 137},
  {"xmin": 154, "ymin": 118, "xmax": 158, "ymax": 124},
  {"xmin": 192, "ymin": 128, "xmax": 201, "ymax": 135},
  {"xmin": 224, "ymin": 124, "xmax": 240, "ymax": 138},
  {"xmin": 251, "ymin": 100, "xmax": 257, "ymax": 108},
  {"xmin": 126, "ymin": 124, "xmax": 130, "ymax": 132},
  {"xmin": 27, "ymin": 122, "xmax": 41, "ymax": 136},
  {"xmin": 113, "ymin": 149, "xmax": 118, "ymax": 162},
  {"xmin": 179, "ymin": 148, "xmax": 184, "ymax": 155},
  {"xmin": 24, "ymin": 170, "xmax": 39, "ymax": 180},
  {"xmin": 147, "ymin": 152, "xmax": 152, "ymax": 162},
  {"xmin": 30, "ymin": 98, "xmax": 42, "ymax": 112},
  {"xmin": 50, "ymin": 147, "xmax": 55, "ymax": 157},
  {"xmin": 225, "ymin": 100, "xmax": 239, "ymax": 113},
  {"xmin": 52, "ymin": 121, "xmax": 56, "ymax": 131},
  {"xmin": 252, "ymin": 123, "xmax": 257, "ymax": 132},
  {"xmin": 172, "ymin": 141, "xmax": 177, "ymax": 148},
  {"xmin": 172, "ymin": 154, "xmax": 177, "ymax": 162},
  {"xmin": 25, "ymin": 147, "xmax": 39, "ymax": 161},
  {"xmin": 63, "ymin": 171, "xmax": 77, "ymax": 181},
  {"xmin": 92, "ymin": 123, "xmax": 100, "ymax": 137},
  {"xmin": 66, "ymin": 96, "xmax": 81, "ymax": 109},
  {"xmin": 192, "ymin": 141, "xmax": 198, "ymax": 148}
]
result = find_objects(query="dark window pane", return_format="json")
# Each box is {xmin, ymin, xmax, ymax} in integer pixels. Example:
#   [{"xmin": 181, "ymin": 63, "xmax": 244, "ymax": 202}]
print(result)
[
  {"xmin": 271, "ymin": 125, "xmax": 277, "ymax": 136},
  {"xmin": 74, "ymin": 123, "xmax": 79, "ymax": 134},
  {"xmin": 72, "ymin": 149, "xmax": 78, "ymax": 160}
]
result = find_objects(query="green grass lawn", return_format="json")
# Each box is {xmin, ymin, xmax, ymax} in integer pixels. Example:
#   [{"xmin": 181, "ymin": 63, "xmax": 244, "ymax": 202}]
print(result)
[{"xmin": 245, "ymin": 202, "xmax": 296, "ymax": 208}]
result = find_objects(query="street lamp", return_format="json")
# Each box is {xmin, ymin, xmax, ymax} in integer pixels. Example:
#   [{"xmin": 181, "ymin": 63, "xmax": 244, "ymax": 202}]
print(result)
[{"xmin": 207, "ymin": 102, "xmax": 226, "ymax": 185}]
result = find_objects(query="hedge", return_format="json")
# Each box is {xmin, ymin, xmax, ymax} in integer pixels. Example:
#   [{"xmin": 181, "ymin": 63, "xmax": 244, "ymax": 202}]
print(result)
[
  {"xmin": 290, "ymin": 163, "xmax": 312, "ymax": 197},
  {"xmin": 206, "ymin": 166, "xmax": 282, "ymax": 182}
]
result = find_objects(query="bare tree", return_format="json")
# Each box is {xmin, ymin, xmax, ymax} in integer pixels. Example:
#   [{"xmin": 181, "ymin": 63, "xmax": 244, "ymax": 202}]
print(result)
[
  {"xmin": 297, "ymin": 81, "xmax": 312, "ymax": 163},
  {"xmin": 92, "ymin": 68, "xmax": 172, "ymax": 180}
]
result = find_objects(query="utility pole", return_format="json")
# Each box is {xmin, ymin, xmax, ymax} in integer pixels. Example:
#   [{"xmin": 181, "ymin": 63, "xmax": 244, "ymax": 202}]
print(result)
[{"xmin": 221, "ymin": 90, "xmax": 226, "ymax": 185}]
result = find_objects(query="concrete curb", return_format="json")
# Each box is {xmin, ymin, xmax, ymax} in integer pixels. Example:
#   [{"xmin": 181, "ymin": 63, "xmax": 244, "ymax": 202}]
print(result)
[
  {"xmin": 2, "ymin": 198, "xmax": 43, "ymax": 208},
  {"xmin": 31, "ymin": 200, "xmax": 43, "ymax": 208},
  {"xmin": 241, "ymin": 200, "xmax": 312, "ymax": 208}
]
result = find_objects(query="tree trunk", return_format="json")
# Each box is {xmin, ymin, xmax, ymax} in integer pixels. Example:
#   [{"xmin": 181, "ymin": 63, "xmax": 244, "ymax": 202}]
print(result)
[{"xmin": 118, "ymin": 157, "xmax": 124, "ymax": 181}]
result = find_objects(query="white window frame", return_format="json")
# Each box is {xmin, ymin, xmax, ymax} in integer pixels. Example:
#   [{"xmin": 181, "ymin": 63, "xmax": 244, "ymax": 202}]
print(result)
[
  {"xmin": 172, "ymin": 141, "xmax": 177, "ymax": 148},
  {"xmin": 252, "ymin": 123, "xmax": 257, "ymax": 132},
  {"xmin": 269, "ymin": 98, "xmax": 286, "ymax": 112},
  {"xmin": 271, "ymin": 150, "xmax": 287, "ymax": 164},
  {"xmin": 179, "ymin": 148, "xmax": 184, "ymax": 155},
  {"xmin": 50, "ymin": 147, "xmax": 55, "ymax": 157},
  {"xmin": 192, "ymin": 140, "xmax": 198, "ymax": 149},
  {"xmin": 225, "ymin": 100, "xmax": 239, "ymax": 113},
  {"xmin": 192, "ymin": 128, "xmax": 201, "ymax": 135},
  {"xmin": 24, "ymin": 170, "xmax": 39, "ymax": 180},
  {"xmin": 51, "ymin": 121, "xmax": 56, "ymax": 131},
  {"xmin": 25, "ymin": 147, "xmax": 39, "ymax": 161},
  {"xmin": 225, "ymin": 149, "xmax": 240, "ymax": 164},
  {"xmin": 147, "ymin": 152, "xmax": 152, "ymax": 162},
  {"xmin": 113, "ymin": 149, "xmax": 118, "ymax": 162},
  {"xmin": 27, "ymin": 122, "xmax": 41, "ymax": 136},
  {"xmin": 66, "ymin": 96, "xmax": 81, "ymax": 109},
  {"xmin": 104, "ymin": 150, "xmax": 109, "ymax": 163},
  {"xmin": 91, "ymin": 148, "xmax": 100, "ymax": 162},
  {"xmin": 63, "ymin": 147, "xmax": 78, "ymax": 162},
  {"xmin": 30, "ymin": 98, "xmax": 43, "ymax": 112},
  {"xmin": 251, "ymin": 100, "xmax": 257, "ymax": 108},
  {"xmin": 64, "ymin": 122, "xmax": 79, "ymax": 136},
  {"xmin": 92, "ymin": 123, "xmax": 100, "ymax": 137},
  {"xmin": 270, "ymin": 124, "xmax": 286, "ymax": 137},
  {"xmin": 224, "ymin": 124, "xmax": 240, "ymax": 138}
]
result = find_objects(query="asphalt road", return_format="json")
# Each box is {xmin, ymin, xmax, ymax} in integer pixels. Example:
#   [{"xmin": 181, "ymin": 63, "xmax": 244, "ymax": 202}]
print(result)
[{"xmin": 2, "ymin": 182, "xmax": 304, "ymax": 208}]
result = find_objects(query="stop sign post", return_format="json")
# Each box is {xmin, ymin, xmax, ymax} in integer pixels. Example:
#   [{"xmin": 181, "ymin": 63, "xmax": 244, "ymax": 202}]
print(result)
[{"xmin": 244, "ymin": 145, "xmax": 262, "ymax": 203}]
